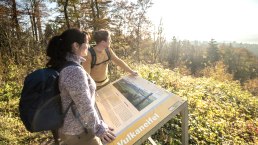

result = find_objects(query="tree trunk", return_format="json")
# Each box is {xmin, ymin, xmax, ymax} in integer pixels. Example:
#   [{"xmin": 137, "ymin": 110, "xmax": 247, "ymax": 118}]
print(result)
[
  {"xmin": 11, "ymin": 0, "xmax": 20, "ymax": 38},
  {"xmin": 3, "ymin": 29, "xmax": 12, "ymax": 56},
  {"xmin": 94, "ymin": 0, "xmax": 100, "ymax": 19},
  {"xmin": 33, "ymin": 13, "xmax": 38, "ymax": 41},
  {"xmin": 136, "ymin": 21, "xmax": 141, "ymax": 62},
  {"xmin": 73, "ymin": 4, "xmax": 80, "ymax": 28},
  {"xmin": 27, "ymin": 7, "xmax": 35, "ymax": 40},
  {"xmin": 64, "ymin": 0, "xmax": 70, "ymax": 29},
  {"xmin": 35, "ymin": 1, "xmax": 42, "ymax": 41},
  {"xmin": 31, "ymin": 0, "xmax": 38, "ymax": 41},
  {"xmin": 90, "ymin": 0, "xmax": 97, "ymax": 31}
]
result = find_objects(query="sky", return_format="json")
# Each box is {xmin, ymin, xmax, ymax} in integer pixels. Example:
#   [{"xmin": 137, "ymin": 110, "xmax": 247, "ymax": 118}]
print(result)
[{"xmin": 147, "ymin": 0, "xmax": 258, "ymax": 44}]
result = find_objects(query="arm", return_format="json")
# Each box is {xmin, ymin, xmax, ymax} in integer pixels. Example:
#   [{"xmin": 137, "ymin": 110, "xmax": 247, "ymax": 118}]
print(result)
[
  {"xmin": 109, "ymin": 48, "xmax": 138, "ymax": 75},
  {"xmin": 82, "ymin": 51, "xmax": 92, "ymax": 74}
]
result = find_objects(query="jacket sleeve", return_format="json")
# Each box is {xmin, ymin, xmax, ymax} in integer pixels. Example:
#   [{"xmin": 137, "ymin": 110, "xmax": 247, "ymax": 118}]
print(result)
[{"xmin": 62, "ymin": 66, "xmax": 108, "ymax": 136}]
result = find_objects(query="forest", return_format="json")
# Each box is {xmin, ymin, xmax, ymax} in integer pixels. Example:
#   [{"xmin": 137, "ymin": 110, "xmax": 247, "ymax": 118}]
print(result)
[{"xmin": 0, "ymin": 0, "xmax": 257, "ymax": 144}]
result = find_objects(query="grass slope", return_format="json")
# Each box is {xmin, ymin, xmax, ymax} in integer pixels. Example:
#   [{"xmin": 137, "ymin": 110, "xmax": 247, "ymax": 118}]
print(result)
[{"xmin": 0, "ymin": 63, "xmax": 257, "ymax": 145}]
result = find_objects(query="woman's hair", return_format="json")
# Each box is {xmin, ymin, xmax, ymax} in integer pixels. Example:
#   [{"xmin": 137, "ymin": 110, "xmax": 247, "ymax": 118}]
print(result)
[
  {"xmin": 46, "ymin": 28, "xmax": 86, "ymax": 68},
  {"xmin": 93, "ymin": 29, "xmax": 110, "ymax": 44}
]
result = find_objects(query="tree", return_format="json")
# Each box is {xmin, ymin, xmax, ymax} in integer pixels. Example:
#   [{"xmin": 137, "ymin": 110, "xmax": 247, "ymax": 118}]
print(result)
[
  {"xmin": 44, "ymin": 23, "xmax": 55, "ymax": 44},
  {"xmin": 105, "ymin": 0, "xmax": 135, "ymax": 59},
  {"xmin": 0, "ymin": 0, "xmax": 22, "ymax": 59},
  {"xmin": 152, "ymin": 18, "xmax": 166, "ymax": 63},
  {"xmin": 108, "ymin": 0, "xmax": 152, "ymax": 61},
  {"xmin": 64, "ymin": 0, "xmax": 69, "ymax": 28},
  {"xmin": 90, "ymin": 0, "xmax": 111, "ymax": 30},
  {"xmin": 49, "ymin": 0, "xmax": 111, "ymax": 31},
  {"xmin": 11, "ymin": 0, "xmax": 21, "ymax": 38},
  {"xmin": 207, "ymin": 38, "xmax": 219, "ymax": 64},
  {"xmin": 21, "ymin": 0, "xmax": 48, "ymax": 42},
  {"xmin": 133, "ymin": 0, "xmax": 153, "ymax": 61},
  {"xmin": 168, "ymin": 36, "xmax": 180, "ymax": 68},
  {"xmin": 0, "ymin": 0, "xmax": 21, "ymax": 39}
]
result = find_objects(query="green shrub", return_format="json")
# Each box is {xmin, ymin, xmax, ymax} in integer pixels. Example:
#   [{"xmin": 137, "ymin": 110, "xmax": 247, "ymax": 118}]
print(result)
[
  {"xmin": 136, "ymin": 63, "xmax": 257, "ymax": 145},
  {"xmin": 0, "ymin": 61, "xmax": 257, "ymax": 145}
]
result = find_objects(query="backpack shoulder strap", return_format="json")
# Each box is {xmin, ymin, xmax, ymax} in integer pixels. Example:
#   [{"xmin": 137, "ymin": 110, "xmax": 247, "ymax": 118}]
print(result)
[
  {"xmin": 89, "ymin": 47, "xmax": 96, "ymax": 68},
  {"xmin": 105, "ymin": 48, "xmax": 111, "ymax": 61}
]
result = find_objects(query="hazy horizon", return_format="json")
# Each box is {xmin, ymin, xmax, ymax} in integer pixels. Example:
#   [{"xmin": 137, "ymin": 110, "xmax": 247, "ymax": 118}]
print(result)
[{"xmin": 147, "ymin": 0, "xmax": 258, "ymax": 44}]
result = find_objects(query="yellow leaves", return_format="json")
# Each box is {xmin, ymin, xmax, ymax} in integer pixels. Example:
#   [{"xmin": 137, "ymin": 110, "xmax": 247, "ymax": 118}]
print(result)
[
  {"xmin": 0, "ymin": 60, "xmax": 257, "ymax": 144},
  {"xmin": 199, "ymin": 61, "xmax": 234, "ymax": 81},
  {"xmin": 131, "ymin": 63, "xmax": 258, "ymax": 144}
]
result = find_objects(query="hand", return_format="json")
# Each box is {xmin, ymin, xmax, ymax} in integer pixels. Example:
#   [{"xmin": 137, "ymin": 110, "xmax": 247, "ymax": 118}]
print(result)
[{"xmin": 100, "ymin": 127, "xmax": 116, "ymax": 143}]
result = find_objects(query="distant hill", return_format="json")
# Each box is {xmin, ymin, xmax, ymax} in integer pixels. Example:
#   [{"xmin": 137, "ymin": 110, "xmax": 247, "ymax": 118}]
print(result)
[
  {"xmin": 245, "ymin": 44, "xmax": 258, "ymax": 57},
  {"xmin": 189, "ymin": 41, "xmax": 258, "ymax": 57},
  {"xmin": 229, "ymin": 43, "xmax": 258, "ymax": 57}
]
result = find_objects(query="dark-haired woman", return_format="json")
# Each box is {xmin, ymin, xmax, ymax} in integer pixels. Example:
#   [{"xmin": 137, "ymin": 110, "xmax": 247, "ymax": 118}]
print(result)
[{"xmin": 46, "ymin": 28, "xmax": 115, "ymax": 145}]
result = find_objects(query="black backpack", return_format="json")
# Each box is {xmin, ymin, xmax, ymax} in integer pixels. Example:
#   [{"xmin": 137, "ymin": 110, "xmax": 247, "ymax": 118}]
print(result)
[
  {"xmin": 19, "ymin": 61, "xmax": 78, "ymax": 132},
  {"xmin": 89, "ymin": 47, "xmax": 111, "ymax": 68}
]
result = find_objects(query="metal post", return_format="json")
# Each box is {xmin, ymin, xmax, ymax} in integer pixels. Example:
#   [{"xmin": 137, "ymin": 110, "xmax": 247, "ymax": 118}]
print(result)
[{"xmin": 181, "ymin": 104, "xmax": 189, "ymax": 145}]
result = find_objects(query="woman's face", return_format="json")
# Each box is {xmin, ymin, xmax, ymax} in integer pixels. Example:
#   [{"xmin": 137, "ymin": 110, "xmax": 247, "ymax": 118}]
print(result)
[{"xmin": 80, "ymin": 37, "xmax": 89, "ymax": 57}]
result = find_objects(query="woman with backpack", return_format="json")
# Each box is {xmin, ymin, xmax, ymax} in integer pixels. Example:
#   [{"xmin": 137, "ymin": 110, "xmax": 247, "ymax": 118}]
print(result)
[{"xmin": 47, "ymin": 28, "xmax": 115, "ymax": 145}]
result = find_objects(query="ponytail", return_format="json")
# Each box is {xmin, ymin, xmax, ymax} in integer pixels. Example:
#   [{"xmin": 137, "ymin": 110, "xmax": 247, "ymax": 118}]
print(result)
[{"xmin": 46, "ymin": 35, "xmax": 66, "ymax": 68}]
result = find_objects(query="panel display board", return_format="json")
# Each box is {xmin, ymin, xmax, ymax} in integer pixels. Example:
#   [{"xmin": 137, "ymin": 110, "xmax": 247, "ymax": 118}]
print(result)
[{"xmin": 96, "ymin": 75, "xmax": 186, "ymax": 145}]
